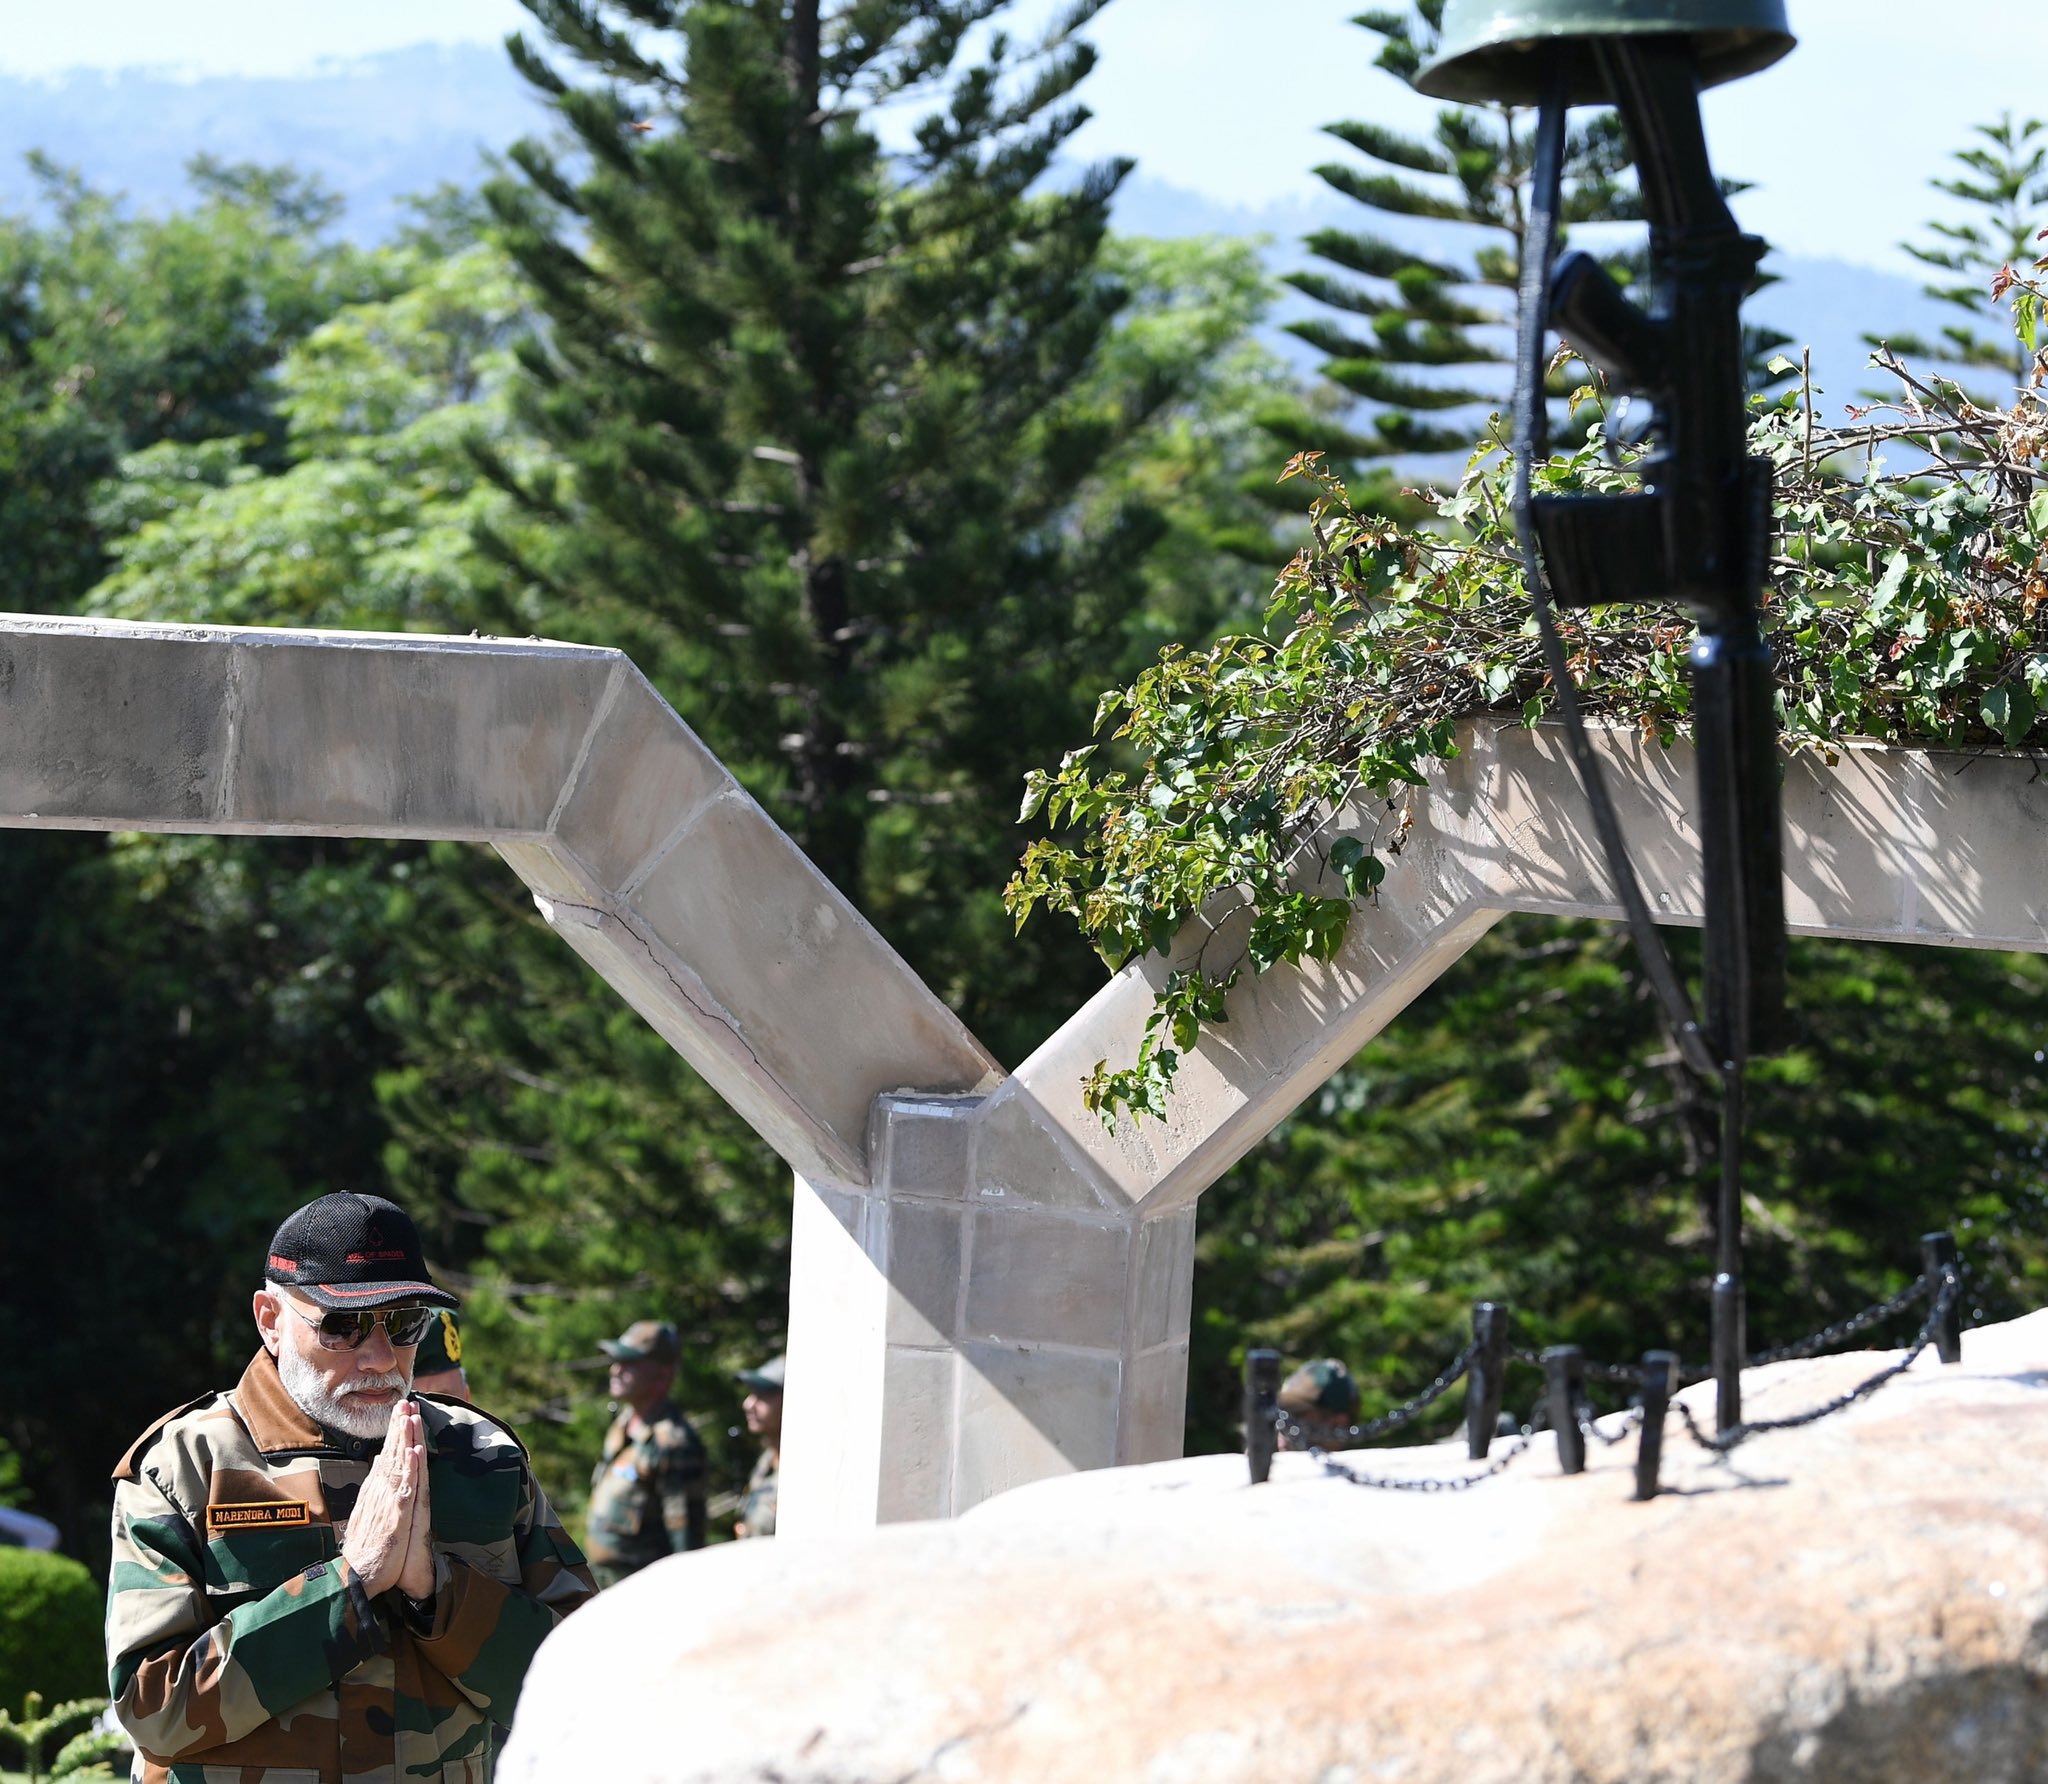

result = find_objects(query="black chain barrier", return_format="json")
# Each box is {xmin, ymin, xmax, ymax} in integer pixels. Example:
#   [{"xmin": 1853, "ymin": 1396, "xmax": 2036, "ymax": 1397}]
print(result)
[
  {"xmin": 1306, "ymin": 1432, "xmax": 1534, "ymax": 1494},
  {"xmin": 1248, "ymin": 1232, "xmax": 1974, "ymax": 1496},
  {"xmin": 1672, "ymin": 1268, "xmax": 1961, "ymax": 1456}
]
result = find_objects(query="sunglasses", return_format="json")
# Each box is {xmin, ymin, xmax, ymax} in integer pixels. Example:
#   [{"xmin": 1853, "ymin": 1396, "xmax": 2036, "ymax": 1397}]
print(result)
[{"xmin": 287, "ymin": 1302, "xmax": 436, "ymax": 1352}]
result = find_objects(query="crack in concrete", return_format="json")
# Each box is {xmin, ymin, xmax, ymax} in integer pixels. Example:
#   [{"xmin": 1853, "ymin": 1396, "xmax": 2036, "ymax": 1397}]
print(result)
[{"xmin": 544, "ymin": 895, "xmax": 773, "ymax": 1083}]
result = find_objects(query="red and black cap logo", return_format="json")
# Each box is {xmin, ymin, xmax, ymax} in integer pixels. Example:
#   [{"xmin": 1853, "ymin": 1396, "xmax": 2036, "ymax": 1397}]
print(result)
[{"xmin": 263, "ymin": 1193, "xmax": 458, "ymax": 1312}]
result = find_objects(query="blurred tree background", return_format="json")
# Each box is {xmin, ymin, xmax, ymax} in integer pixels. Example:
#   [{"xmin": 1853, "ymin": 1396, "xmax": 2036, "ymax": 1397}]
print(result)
[{"xmin": 0, "ymin": 0, "xmax": 2042, "ymax": 1573}]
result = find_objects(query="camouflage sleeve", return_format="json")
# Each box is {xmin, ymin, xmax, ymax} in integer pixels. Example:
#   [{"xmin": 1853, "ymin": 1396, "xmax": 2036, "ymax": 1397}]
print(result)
[
  {"xmin": 660, "ymin": 1432, "xmax": 707, "ymax": 1554},
  {"xmin": 107, "ymin": 1473, "xmax": 387, "ymax": 1761},
  {"xmin": 409, "ymin": 1465, "xmax": 596, "ymax": 1717}
]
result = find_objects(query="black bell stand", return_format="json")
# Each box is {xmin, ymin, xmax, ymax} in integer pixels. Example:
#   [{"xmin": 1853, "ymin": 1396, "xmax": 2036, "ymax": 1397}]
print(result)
[{"xmin": 1516, "ymin": 42, "xmax": 1789, "ymax": 1434}]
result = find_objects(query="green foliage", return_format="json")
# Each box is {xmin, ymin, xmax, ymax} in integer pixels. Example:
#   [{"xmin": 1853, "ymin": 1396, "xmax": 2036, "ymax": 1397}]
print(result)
[
  {"xmin": 0, "ymin": 155, "xmax": 384, "ymax": 614},
  {"xmin": 1871, "ymin": 113, "xmax": 2048, "ymax": 400},
  {"xmin": 0, "ymin": 1554, "xmax": 103, "ymax": 1720},
  {"xmin": 0, "ymin": 1690, "xmax": 110, "ymax": 1784},
  {"xmin": 1185, "ymin": 916, "xmax": 2048, "ymax": 1453},
  {"xmin": 1012, "ymin": 344, "xmax": 2048, "ymax": 1125},
  {"xmin": 85, "ymin": 241, "xmax": 532, "ymax": 634},
  {"xmin": 0, "ymin": 164, "xmax": 400, "ymax": 1568},
  {"xmin": 48, "ymin": 1723, "xmax": 128, "ymax": 1779}
]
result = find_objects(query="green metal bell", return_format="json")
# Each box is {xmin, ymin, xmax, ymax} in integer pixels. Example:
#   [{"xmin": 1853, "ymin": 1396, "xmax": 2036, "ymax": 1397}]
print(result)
[{"xmin": 1414, "ymin": 0, "xmax": 1794, "ymax": 104}]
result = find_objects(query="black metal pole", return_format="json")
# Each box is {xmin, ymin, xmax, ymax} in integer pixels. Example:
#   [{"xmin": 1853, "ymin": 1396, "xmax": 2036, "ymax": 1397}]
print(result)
[
  {"xmin": 1245, "ymin": 1348, "xmax": 1280, "ymax": 1484},
  {"xmin": 1712, "ymin": 1061, "xmax": 1746, "ymax": 1432},
  {"xmin": 1921, "ymin": 1231, "xmax": 1963, "ymax": 1365},
  {"xmin": 1465, "ymin": 1302, "xmax": 1509, "ymax": 1460},
  {"xmin": 1545, "ymin": 1346, "xmax": 1586, "ymax": 1476},
  {"xmin": 1633, "ymin": 1350, "xmax": 1677, "ymax": 1502}
]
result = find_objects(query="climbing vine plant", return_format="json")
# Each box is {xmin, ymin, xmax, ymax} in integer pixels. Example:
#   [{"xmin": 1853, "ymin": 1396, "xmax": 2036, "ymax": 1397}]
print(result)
[{"xmin": 1008, "ymin": 271, "xmax": 2048, "ymax": 1128}]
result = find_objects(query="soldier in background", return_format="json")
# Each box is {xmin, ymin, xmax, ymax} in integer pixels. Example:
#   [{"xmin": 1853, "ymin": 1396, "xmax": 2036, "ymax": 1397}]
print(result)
[
  {"xmin": 586, "ymin": 1320, "xmax": 707, "ymax": 1586},
  {"xmin": 733, "ymin": 1353, "xmax": 784, "ymax": 1540},
  {"xmin": 414, "ymin": 1308, "xmax": 471, "ymax": 1401},
  {"xmin": 1275, "ymin": 1358, "xmax": 1360, "ymax": 1450}
]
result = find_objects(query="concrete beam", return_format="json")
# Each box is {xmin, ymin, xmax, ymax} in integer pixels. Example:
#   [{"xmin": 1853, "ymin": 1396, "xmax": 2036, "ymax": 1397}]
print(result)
[
  {"xmin": 0, "ymin": 614, "xmax": 1000, "ymax": 1193},
  {"xmin": 1012, "ymin": 721, "xmax": 2048, "ymax": 1213}
]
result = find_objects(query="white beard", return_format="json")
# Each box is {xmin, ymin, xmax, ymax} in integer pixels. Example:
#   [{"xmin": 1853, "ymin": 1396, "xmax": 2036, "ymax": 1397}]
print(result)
[{"xmin": 276, "ymin": 1339, "xmax": 413, "ymax": 1440}]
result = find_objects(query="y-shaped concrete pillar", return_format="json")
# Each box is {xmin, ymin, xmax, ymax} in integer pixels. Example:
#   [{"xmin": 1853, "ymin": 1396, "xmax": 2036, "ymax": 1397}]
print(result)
[{"xmin": 6, "ymin": 614, "xmax": 2043, "ymax": 1526}]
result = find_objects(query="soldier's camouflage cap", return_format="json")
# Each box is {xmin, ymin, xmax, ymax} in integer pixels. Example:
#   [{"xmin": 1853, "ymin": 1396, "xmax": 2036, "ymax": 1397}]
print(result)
[
  {"xmin": 601, "ymin": 1319, "xmax": 680, "ymax": 1364},
  {"xmin": 735, "ymin": 1353, "xmax": 785, "ymax": 1395},
  {"xmin": 416, "ymin": 1308, "xmax": 464, "ymax": 1375},
  {"xmin": 1278, "ymin": 1358, "xmax": 1360, "ymax": 1418}
]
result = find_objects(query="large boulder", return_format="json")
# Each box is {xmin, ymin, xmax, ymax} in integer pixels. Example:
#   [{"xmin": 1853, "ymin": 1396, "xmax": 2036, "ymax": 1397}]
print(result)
[{"xmin": 504, "ymin": 1312, "xmax": 2048, "ymax": 1782}]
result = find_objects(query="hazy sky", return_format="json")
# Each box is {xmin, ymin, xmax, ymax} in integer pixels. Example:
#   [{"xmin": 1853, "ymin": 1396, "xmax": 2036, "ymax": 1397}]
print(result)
[{"xmin": 5, "ymin": 1, "xmax": 2043, "ymax": 277}]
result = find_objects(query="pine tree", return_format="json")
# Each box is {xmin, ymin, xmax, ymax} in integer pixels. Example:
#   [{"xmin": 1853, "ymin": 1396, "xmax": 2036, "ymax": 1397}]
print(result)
[
  {"xmin": 1264, "ymin": 2, "xmax": 1639, "ymax": 503},
  {"xmin": 479, "ymin": 0, "xmax": 1205, "ymax": 1061},
  {"xmin": 1269, "ymin": 2, "xmax": 1789, "ymax": 506},
  {"xmin": 1870, "ymin": 113, "xmax": 2048, "ymax": 403}
]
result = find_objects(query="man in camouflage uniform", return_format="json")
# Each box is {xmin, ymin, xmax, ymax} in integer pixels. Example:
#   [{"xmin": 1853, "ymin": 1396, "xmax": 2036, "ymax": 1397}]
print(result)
[
  {"xmin": 414, "ymin": 1308, "xmax": 471, "ymax": 1402},
  {"xmin": 585, "ymin": 1321, "xmax": 706, "ymax": 1586},
  {"xmin": 106, "ymin": 1191, "xmax": 594, "ymax": 1784},
  {"xmin": 733, "ymin": 1353, "xmax": 783, "ymax": 1540},
  {"xmin": 1276, "ymin": 1358, "xmax": 1361, "ymax": 1450}
]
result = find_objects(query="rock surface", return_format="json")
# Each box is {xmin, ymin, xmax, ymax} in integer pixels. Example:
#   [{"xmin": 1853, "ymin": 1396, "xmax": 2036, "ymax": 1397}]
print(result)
[{"xmin": 503, "ymin": 1312, "xmax": 2048, "ymax": 1783}]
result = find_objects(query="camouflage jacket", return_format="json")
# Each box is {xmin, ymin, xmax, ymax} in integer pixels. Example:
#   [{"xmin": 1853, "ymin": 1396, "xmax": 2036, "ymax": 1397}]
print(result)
[
  {"xmin": 107, "ymin": 1350, "xmax": 595, "ymax": 1784},
  {"xmin": 735, "ymin": 1450, "xmax": 777, "ymax": 1540},
  {"xmin": 584, "ymin": 1401, "xmax": 706, "ymax": 1576}
]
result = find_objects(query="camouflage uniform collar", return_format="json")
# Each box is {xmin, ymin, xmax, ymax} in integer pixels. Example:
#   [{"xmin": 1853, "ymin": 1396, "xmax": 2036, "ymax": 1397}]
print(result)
[
  {"xmin": 614, "ymin": 1396, "xmax": 679, "ymax": 1434},
  {"xmin": 233, "ymin": 1348, "xmax": 436, "ymax": 1462}
]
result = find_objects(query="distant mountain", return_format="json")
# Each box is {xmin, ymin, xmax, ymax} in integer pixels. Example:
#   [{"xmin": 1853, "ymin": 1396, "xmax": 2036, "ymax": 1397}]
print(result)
[
  {"xmin": 0, "ymin": 53, "xmax": 1972, "ymax": 416},
  {"xmin": 1112, "ymin": 172, "xmax": 1964, "ymax": 414},
  {"xmin": 0, "ymin": 46, "xmax": 541, "ymax": 240}
]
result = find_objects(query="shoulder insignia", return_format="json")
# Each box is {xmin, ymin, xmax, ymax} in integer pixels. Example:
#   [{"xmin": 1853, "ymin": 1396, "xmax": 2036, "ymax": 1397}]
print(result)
[{"xmin": 113, "ymin": 1390, "xmax": 223, "ymax": 1484}]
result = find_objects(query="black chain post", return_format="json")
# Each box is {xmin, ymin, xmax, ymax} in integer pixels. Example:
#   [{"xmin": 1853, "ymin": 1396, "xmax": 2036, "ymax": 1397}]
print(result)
[
  {"xmin": 1465, "ymin": 1302, "xmax": 1509, "ymax": 1460},
  {"xmin": 1545, "ymin": 1346, "xmax": 1586, "ymax": 1476},
  {"xmin": 1921, "ymin": 1232, "xmax": 1963, "ymax": 1365},
  {"xmin": 1245, "ymin": 1348, "xmax": 1280, "ymax": 1485},
  {"xmin": 1633, "ymin": 1350, "xmax": 1677, "ymax": 1502}
]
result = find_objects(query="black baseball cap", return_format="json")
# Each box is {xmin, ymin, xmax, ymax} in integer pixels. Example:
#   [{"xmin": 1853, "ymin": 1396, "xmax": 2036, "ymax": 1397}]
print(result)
[{"xmin": 264, "ymin": 1193, "xmax": 459, "ymax": 1312}]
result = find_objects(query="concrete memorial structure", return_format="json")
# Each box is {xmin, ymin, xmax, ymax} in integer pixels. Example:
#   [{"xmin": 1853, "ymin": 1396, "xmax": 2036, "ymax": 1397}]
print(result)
[
  {"xmin": 500, "ymin": 1310, "xmax": 2048, "ymax": 1784},
  {"xmin": 3, "ymin": 613, "xmax": 2043, "ymax": 1530}
]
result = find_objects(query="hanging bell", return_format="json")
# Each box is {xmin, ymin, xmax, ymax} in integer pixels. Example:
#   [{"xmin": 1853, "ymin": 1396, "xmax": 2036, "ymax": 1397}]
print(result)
[{"xmin": 1414, "ymin": 0, "xmax": 1795, "ymax": 104}]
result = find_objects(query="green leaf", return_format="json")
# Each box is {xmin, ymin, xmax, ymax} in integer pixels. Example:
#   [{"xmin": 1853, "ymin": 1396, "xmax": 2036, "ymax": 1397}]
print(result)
[
  {"xmin": 1982, "ymin": 683, "xmax": 2036, "ymax": 748},
  {"xmin": 2027, "ymin": 489, "xmax": 2048, "ymax": 541},
  {"xmin": 1766, "ymin": 354, "xmax": 1797, "ymax": 375},
  {"xmin": 1868, "ymin": 551, "xmax": 1911, "ymax": 622},
  {"xmin": 1342, "ymin": 852, "xmax": 1387, "ymax": 899}
]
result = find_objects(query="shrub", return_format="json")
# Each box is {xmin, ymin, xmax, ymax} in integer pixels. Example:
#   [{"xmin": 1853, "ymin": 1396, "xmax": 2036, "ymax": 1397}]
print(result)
[{"xmin": 0, "ymin": 1550, "xmax": 103, "ymax": 1712}]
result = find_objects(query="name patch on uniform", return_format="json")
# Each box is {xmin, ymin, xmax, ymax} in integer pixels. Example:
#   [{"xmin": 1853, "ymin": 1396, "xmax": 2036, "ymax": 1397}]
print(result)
[{"xmin": 206, "ymin": 1500, "xmax": 312, "ymax": 1534}]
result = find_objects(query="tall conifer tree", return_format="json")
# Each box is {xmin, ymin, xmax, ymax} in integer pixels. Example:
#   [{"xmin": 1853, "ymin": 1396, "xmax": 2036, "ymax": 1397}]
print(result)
[
  {"xmin": 480, "ymin": 0, "xmax": 1184, "ymax": 1060},
  {"xmin": 1264, "ymin": 2, "xmax": 1638, "ymax": 501},
  {"xmin": 1870, "ymin": 113, "xmax": 2047, "ymax": 403},
  {"xmin": 1270, "ymin": 2, "xmax": 1786, "ymax": 503}
]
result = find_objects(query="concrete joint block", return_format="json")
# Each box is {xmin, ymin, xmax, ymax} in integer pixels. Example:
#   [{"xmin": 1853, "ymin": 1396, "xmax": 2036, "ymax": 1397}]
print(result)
[{"xmin": 871, "ymin": 1093, "xmax": 981, "ymax": 1200}]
